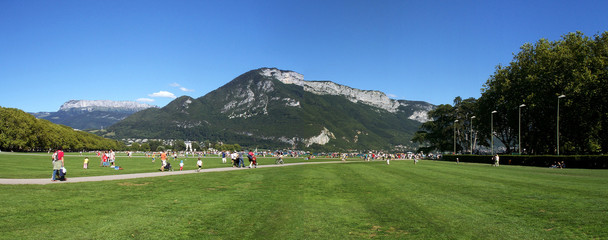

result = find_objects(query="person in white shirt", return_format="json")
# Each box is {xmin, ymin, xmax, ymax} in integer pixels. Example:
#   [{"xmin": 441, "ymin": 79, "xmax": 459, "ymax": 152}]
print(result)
[{"xmin": 197, "ymin": 158, "xmax": 203, "ymax": 172}]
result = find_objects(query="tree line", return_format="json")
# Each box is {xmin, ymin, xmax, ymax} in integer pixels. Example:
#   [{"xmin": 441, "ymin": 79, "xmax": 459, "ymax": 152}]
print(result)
[
  {"xmin": 413, "ymin": 31, "xmax": 608, "ymax": 155},
  {"xmin": 128, "ymin": 140, "xmax": 242, "ymax": 153},
  {"xmin": 0, "ymin": 107, "xmax": 124, "ymax": 151},
  {"xmin": 0, "ymin": 106, "xmax": 249, "ymax": 153}
]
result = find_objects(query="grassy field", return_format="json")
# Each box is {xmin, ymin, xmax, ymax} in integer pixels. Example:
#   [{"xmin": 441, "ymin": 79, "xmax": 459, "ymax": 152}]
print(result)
[
  {"xmin": 0, "ymin": 152, "xmax": 336, "ymax": 179},
  {"xmin": 1, "ymin": 153, "xmax": 607, "ymax": 239}
]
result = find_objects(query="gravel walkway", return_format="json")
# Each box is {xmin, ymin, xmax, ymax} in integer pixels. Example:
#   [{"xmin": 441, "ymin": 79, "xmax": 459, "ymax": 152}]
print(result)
[{"xmin": 0, "ymin": 161, "xmax": 342, "ymax": 185}]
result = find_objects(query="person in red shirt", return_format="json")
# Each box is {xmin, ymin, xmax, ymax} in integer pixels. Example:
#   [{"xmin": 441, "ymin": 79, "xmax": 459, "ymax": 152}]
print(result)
[
  {"xmin": 52, "ymin": 148, "xmax": 65, "ymax": 181},
  {"xmin": 102, "ymin": 151, "xmax": 108, "ymax": 167},
  {"xmin": 56, "ymin": 148, "xmax": 64, "ymax": 166}
]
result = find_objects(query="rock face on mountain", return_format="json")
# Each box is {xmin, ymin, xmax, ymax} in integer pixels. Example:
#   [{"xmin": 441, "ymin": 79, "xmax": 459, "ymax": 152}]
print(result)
[
  {"xmin": 108, "ymin": 68, "xmax": 435, "ymax": 151},
  {"xmin": 261, "ymin": 68, "xmax": 407, "ymax": 114},
  {"xmin": 31, "ymin": 100, "xmax": 156, "ymax": 130}
]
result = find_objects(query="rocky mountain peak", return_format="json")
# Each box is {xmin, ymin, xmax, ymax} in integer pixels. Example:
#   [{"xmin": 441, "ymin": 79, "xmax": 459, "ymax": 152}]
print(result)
[{"xmin": 258, "ymin": 68, "xmax": 430, "ymax": 121}]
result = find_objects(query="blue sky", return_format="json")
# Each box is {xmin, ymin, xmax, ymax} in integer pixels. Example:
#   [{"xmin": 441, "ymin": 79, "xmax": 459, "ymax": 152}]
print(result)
[{"xmin": 1, "ymin": 0, "xmax": 607, "ymax": 112}]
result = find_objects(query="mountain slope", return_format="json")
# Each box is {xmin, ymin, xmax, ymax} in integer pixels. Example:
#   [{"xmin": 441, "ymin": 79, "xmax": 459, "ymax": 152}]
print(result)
[{"xmin": 108, "ymin": 68, "xmax": 434, "ymax": 151}]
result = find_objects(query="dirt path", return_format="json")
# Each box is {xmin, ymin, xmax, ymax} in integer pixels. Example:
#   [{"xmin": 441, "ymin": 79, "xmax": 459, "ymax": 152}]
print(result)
[{"xmin": 0, "ymin": 161, "xmax": 342, "ymax": 185}]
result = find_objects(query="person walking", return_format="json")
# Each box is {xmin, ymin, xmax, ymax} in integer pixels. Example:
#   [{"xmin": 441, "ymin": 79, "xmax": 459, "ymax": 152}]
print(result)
[
  {"xmin": 197, "ymin": 158, "xmax": 203, "ymax": 172},
  {"xmin": 160, "ymin": 151, "xmax": 167, "ymax": 163},
  {"xmin": 238, "ymin": 152, "xmax": 245, "ymax": 168},
  {"xmin": 248, "ymin": 150, "xmax": 255, "ymax": 168},
  {"xmin": 83, "ymin": 157, "xmax": 89, "ymax": 169},
  {"xmin": 230, "ymin": 151, "xmax": 237, "ymax": 168},
  {"xmin": 52, "ymin": 148, "xmax": 64, "ymax": 181}
]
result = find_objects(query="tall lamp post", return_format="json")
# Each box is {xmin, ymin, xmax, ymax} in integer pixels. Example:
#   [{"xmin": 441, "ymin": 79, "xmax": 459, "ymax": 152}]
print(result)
[
  {"xmin": 454, "ymin": 120, "xmax": 459, "ymax": 154},
  {"xmin": 519, "ymin": 104, "xmax": 526, "ymax": 154},
  {"xmin": 557, "ymin": 95, "xmax": 566, "ymax": 155},
  {"xmin": 470, "ymin": 116, "xmax": 476, "ymax": 154},
  {"xmin": 491, "ymin": 111, "xmax": 497, "ymax": 155}
]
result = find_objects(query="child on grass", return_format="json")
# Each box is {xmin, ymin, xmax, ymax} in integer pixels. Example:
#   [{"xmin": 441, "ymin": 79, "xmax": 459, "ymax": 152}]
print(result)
[
  {"xmin": 179, "ymin": 160, "xmax": 184, "ymax": 171},
  {"xmin": 196, "ymin": 158, "xmax": 203, "ymax": 172}
]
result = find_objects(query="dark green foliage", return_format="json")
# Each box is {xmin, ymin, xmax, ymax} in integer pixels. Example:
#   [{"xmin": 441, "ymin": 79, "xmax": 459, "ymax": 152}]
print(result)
[
  {"xmin": 477, "ymin": 31, "xmax": 608, "ymax": 154},
  {"xmin": 413, "ymin": 97, "xmax": 477, "ymax": 153},
  {"xmin": 442, "ymin": 154, "xmax": 608, "ymax": 169},
  {"xmin": 417, "ymin": 31, "xmax": 608, "ymax": 155},
  {"xmin": 108, "ymin": 68, "xmax": 429, "ymax": 151},
  {"xmin": 0, "ymin": 106, "xmax": 124, "ymax": 151}
]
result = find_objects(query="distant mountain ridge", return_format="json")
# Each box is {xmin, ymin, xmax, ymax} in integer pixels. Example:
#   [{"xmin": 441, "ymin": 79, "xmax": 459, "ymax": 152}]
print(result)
[
  {"xmin": 59, "ymin": 100, "xmax": 154, "ymax": 112},
  {"xmin": 31, "ymin": 100, "xmax": 156, "ymax": 130},
  {"xmin": 108, "ymin": 68, "xmax": 435, "ymax": 151}
]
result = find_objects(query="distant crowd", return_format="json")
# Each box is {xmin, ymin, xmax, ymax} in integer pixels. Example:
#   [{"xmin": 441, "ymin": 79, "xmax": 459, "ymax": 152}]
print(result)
[{"xmin": 48, "ymin": 148, "xmax": 451, "ymax": 182}]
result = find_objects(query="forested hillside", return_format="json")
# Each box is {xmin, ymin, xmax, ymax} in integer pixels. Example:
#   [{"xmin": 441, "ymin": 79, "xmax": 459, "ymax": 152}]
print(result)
[{"xmin": 0, "ymin": 107, "xmax": 124, "ymax": 151}]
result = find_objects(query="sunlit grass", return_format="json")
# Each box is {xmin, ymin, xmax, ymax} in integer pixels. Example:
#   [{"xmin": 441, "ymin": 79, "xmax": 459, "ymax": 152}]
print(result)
[{"xmin": 1, "ymin": 158, "xmax": 606, "ymax": 239}]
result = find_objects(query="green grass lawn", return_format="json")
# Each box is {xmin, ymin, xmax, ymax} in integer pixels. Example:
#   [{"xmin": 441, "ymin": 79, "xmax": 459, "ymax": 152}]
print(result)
[
  {"xmin": 0, "ymin": 152, "xmax": 339, "ymax": 179},
  {"xmin": 1, "ymin": 154, "xmax": 607, "ymax": 239}
]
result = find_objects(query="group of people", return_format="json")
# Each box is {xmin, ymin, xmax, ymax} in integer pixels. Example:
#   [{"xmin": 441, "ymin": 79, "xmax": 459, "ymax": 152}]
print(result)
[
  {"xmin": 157, "ymin": 150, "xmax": 204, "ymax": 172},
  {"xmin": 550, "ymin": 161, "xmax": 566, "ymax": 168},
  {"xmin": 226, "ymin": 150, "xmax": 258, "ymax": 168},
  {"xmin": 97, "ymin": 150, "xmax": 116, "ymax": 167},
  {"xmin": 51, "ymin": 148, "xmax": 65, "ymax": 181}
]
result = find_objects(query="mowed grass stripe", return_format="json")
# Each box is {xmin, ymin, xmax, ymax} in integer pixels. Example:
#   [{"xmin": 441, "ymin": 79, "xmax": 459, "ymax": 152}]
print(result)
[{"xmin": 417, "ymin": 161, "xmax": 608, "ymax": 238}]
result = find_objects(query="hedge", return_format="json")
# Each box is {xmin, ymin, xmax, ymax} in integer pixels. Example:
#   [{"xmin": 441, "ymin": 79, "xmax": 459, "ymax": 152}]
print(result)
[{"xmin": 441, "ymin": 155, "xmax": 608, "ymax": 169}]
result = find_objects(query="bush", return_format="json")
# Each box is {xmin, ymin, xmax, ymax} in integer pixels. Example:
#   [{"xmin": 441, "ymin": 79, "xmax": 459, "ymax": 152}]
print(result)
[{"xmin": 442, "ymin": 155, "xmax": 608, "ymax": 169}]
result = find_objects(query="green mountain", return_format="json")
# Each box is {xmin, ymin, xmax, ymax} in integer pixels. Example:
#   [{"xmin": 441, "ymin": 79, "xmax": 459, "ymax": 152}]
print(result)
[{"xmin": 108, "ymin": 68, "xmax": 434, "ymax": 151}]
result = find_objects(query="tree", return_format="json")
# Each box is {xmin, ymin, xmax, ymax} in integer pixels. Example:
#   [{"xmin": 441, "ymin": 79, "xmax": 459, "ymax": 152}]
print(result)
[
  {"xmin": 0, "ymin": 107, "xmax": 125, "ymax": 152},
  {"xmin": 130, "ymin": 143, "xmax": 141, "ymax": 152},
  {"xmin": 173, "ymin": 140, "xmax": 186, "ymax": 151},
  {"xmin": 140, "ymin": 143, "xmax": 151, "ymax": 152},
  {"xmin": 191, "ymin": 142, "xmax": 200, "ymax": 152},
  {"xmin": 479, "ymin": 31, "xmax": 608, "ymax": 154},
  {"xmin": 148, "ymin": 140, "xmax": 162, "ymax": 152},
  {"xmin": 412, "ymin": 97, "xmax": 477, "ymax": 153}
]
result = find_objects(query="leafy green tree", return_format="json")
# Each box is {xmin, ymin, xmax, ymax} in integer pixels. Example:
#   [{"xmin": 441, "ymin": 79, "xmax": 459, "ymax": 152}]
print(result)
[
  {"xmin": 140, "ymin": 143, "xmax": 151, "ymax": 152},
  {"xmin": 479, "ymin": 31, "xmax": 608, "ymax": 154},
  {"xmin": 412, "ymin": 97, "xmax": 477, "ymax": 153},
  {"xmin": 173, "ymin": 140, "xmax": 186, "ymax": 151},
  {"xmin": 191, "ymin": 142, "xmax": 200, "ymax": 152},
  {"xmin": 148, "ymin": 140, "xmax": 162, "ymax": 152},
  {"xmin": 130, "ymin": 143, "xmax": 141, "ymax": 152},
  {"xmin": 0, "ymin": 107, "xmax": 126, "ymax": 152}
]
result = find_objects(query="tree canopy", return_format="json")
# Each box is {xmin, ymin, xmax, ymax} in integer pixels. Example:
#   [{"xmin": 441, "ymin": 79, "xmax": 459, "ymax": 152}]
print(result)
[
  {"xmin": 414, "ymin": 31, "xmax": 608, "ymax": 155},
  {"xmin": 0, "ymin": 107, "xmax": 125, "ymax": 152}
]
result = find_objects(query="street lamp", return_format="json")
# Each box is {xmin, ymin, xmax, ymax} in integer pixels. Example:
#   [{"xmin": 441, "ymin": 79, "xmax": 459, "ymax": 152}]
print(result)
[
  {"xmin": 470, "ymin": 116, "xmax": 476, "ymax": 154},
  {"xmin": 557, "ymin": 95, "xmax": 565, "ymax": 155},
  {"xmin": 491, "ymin": 111, "xmax": 497, "ymax": 155},
  {"xmin": 454, "ymin": 120, "xmax": 459, "ymax": 154},
  {"xmin": 519, "ymin": 104, "xmax": 526, "ymax": 154}
]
